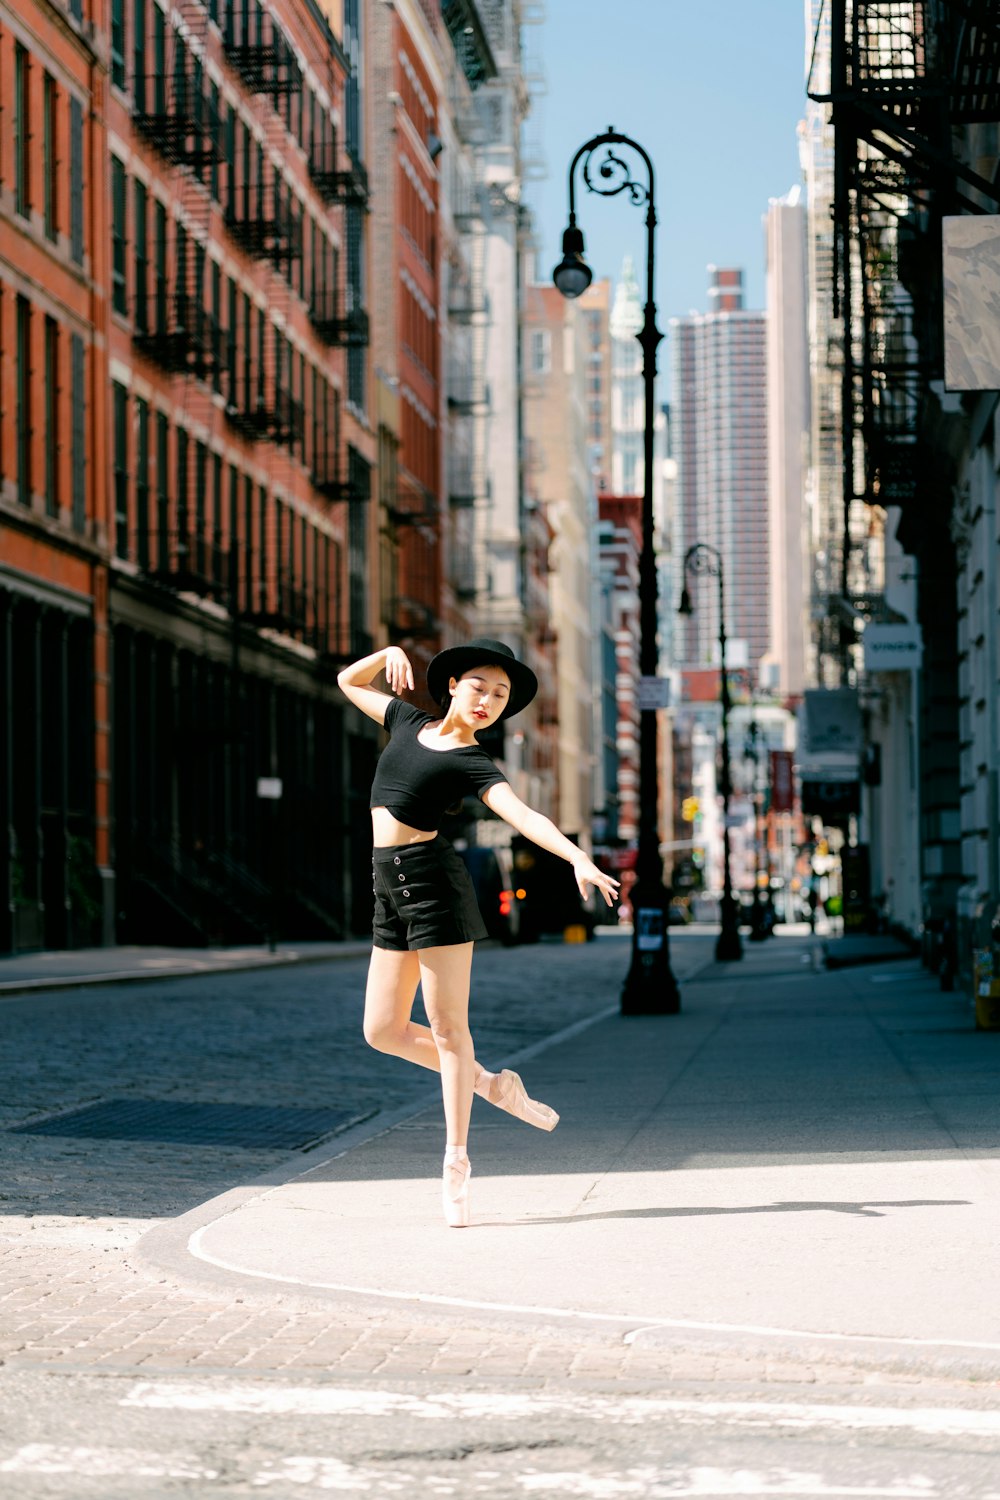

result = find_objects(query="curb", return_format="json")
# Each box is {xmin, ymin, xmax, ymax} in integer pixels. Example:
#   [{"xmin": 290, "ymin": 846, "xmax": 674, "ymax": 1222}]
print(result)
[
  {"xmin": 823, "ymin": 945, "xmax": 917, "ymax": 971},
  {"xmin": 0, "ymin": 944, "xmax": 372, "ymax": 998}
]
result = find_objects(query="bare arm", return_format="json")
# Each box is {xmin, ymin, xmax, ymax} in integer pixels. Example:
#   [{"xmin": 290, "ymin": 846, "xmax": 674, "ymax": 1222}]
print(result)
[
  {"xmin": 481, "ymin": 782, "xmax": 620, "ymax": 907},
  {"xmin": 336, "ymin": 646, "xmax": 414, "ymax": 725}
]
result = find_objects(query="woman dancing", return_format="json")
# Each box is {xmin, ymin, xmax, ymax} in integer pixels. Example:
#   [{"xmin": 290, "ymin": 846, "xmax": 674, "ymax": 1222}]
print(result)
[{"xmin": 337, "ymin": 638, "xmax": 619, "ymax": 1227}]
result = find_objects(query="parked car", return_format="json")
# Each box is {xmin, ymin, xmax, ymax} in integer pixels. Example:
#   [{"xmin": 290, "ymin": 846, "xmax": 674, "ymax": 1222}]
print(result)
[
  {"xmin": 456, "ymin": 844, "xmax": 519, "ymax": 944},
  {"xmin": 508, "ymin": 836, "xmax": 598, "ymax": 942}
]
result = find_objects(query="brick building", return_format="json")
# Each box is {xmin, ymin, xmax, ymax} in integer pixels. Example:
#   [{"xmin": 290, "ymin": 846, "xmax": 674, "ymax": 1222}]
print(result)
[
  {"xmin": 1, "ymin": 0, "xmax": 551, "ymax": 956},
  {"xmin": 0, "ymin": 0, "xmax": 109, "ymax": 952},
  {"xmin": 2, "ymin": 0, "xmax": 380, "ymax": 952}
]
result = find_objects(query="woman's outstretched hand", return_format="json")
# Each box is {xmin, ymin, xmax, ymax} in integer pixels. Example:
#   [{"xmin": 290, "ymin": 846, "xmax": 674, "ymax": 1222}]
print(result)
[
  {"xmin": 572, "ymin": 855, "xmax": 620, "ymax": 908},
  {"xmin": 384, "ymin": 647, "xmax": 414, "ymax": 694}
]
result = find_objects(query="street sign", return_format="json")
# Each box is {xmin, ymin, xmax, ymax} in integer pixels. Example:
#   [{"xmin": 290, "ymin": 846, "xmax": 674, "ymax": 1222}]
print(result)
[
  {"xmin": 863, "ymin": 623, "xmax": 923, "ymax": 673},
  {"xmin": 257, "ymin": 777, "xmax": 283, "ymax": 800},
  {"xmin": 638, "ymin": 675, "xmax": 670, "ymax": 710}
]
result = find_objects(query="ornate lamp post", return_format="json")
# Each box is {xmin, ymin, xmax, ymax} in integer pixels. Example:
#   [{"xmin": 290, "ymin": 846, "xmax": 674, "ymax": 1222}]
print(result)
[
  {"xmin": 554, "ymin": 128, "xmax": 680, "ymax": 1015},
  {"xmin": 678, "ymin": 543, "xmax": 743, "ymax": 962}
]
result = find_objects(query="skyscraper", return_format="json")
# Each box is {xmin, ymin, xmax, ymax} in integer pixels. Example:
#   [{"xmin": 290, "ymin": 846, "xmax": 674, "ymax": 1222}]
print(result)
[
  {"xmin": 670, "ymin": 268, "xmax": 769, "ymax": 674},
  {"xmin": 610, "ymin": 256, "xmax": 644, "ymax": 495},
  {"xmin": 762, "ymin": 188, "xmax": 810, "ymax": 697}
]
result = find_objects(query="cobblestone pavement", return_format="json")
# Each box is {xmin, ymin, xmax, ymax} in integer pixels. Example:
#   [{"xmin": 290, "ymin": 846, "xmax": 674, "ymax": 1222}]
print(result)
[
  {"xmin": 1, "ymin": 934, "xmax": 716, "ymax": 1383},
  {"xmin": 5, "ymin": 935, "xmax": 1000, "ymax": 1495}
]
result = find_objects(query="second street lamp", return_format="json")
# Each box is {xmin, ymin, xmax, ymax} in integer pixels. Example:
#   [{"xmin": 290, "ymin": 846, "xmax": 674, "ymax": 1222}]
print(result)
[
  {"xmin": 678, "ymin": 543, "xmax": 743, "ymax": 963},
  {"xmin": 554, "ymin": 127, "xmax": 679, "ymax": 1015}
]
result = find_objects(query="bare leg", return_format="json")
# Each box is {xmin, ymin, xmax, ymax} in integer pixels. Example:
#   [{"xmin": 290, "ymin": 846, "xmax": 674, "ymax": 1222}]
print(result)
[
  {"xmin": 363, "ymin": 946, "xmax": 493, "ymax": 1087},
  {"xmin": 417, "ymin": 942, "xmax": 476, "ymax": 1149}
]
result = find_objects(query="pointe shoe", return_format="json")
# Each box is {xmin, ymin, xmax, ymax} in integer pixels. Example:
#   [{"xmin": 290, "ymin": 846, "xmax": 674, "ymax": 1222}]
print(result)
[
  {"xmin": 442, "ymin": 1147, "xmax": 471, "ymax": 1228},
  {"xmin": 488, "ymin": 1070, "xmax": 559, "ymax": 1132}
]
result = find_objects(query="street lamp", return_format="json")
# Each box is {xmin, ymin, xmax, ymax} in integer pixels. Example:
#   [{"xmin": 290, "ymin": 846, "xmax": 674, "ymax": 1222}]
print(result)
[
  {"xmin": 554, "ymin": 127, "xmax": 680, "ymax": 1015},
  {"xmin": 678, "ymin": 543, "xmax": 743, "ymax": 962},
  {"xmin": 744, "ymin": 711, "xmax": 768, "ymax": 942}
]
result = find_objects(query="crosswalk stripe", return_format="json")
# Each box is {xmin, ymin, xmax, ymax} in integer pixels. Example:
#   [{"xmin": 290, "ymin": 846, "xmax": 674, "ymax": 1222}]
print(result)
[
  {"xmin": 122, "ymin": 1381, "xmax": 1000, "ymax": 1439},
  {"xmin": 0, "ymin": 1444, "xmax": 217, "ymax": 1479}
]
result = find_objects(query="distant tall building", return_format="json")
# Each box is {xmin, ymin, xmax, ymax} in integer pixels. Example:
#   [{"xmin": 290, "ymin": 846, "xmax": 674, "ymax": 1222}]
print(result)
[
  {"xmin": 670, "ymin": 268, "xmax": 769, "ymax": 673},
  {"xmin": 523, "ymin": 285, "xmax": 598, "ymax": 842},
  {"xmin": 762, "ymin": 189, "xmax": 810, "ymax": 697},
  {"xmin": 577, "ymin": 278, "xmax": 613, "ymax": 489},
  {"xmin": 610, "ymin": 256, "xmax": 645, "ymax": 495}
]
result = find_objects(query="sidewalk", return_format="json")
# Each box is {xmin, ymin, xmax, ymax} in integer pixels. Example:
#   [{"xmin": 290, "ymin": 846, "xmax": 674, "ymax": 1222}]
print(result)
[
  {"xmin": 138, "ymin": 935, "xmax": 1000, "ymax": 1377},
  {"xmin": 0, "ymin": 940, "xmax": 371, "ymax": 996}
]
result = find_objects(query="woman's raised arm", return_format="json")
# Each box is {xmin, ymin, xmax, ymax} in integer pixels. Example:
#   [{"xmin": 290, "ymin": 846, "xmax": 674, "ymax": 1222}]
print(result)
[
  {"xmin": 337, "ymin": 646, "xmax": 414, "ymax": 724},
  {"xmin": 481, "ymin": 782, "xmax": 620, "ymax": 907}
]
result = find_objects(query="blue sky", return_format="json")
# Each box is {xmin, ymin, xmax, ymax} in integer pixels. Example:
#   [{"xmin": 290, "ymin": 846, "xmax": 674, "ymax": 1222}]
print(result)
[{"xmin": 522, "ymin": 0, "xmax": 809, "ymax": 321}]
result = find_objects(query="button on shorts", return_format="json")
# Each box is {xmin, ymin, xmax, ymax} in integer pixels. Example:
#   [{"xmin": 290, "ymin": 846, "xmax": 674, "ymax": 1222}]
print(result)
[{"xmin": 372, "ymin": 834, "xmax": 488, "ymax": 950}]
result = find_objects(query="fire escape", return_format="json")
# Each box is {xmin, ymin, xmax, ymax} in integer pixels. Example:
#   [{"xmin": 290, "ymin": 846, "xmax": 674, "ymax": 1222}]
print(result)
[
  {"xmin": 132, "ymin": 4, "xmax": 226, "ymax": 597},
  {"xmin": 811, "ymin": 0, "xmax": 1000, "ymax": 672}
]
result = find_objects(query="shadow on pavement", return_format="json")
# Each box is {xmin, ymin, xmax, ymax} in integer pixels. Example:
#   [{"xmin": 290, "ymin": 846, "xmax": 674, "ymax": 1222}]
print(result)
[{"xmin": 490, "ymin": 1197, "xmax": 972, "ymax": 1226}]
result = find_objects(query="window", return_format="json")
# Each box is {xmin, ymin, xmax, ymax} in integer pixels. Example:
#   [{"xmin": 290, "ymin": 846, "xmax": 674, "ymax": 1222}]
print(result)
[
  {"xmin": 134, "ymin": 180, "xmax": 148, "ymax": 333},
  {"xmin": 71, "ymin": 334, "xmax": 86, "ymax": 530},
  {"xmin": 209, "ymin": 83, "xmax": 221, "ymax": 202},
  {"xmin": 111, "ymin": 157, "xmax": 127, "ymax": 315},
  {"xmin": 348, "ymin": 449, "xmax": 371, "ymax": 652},
  {"xmin": 44, "ymin": 317, "xmax": 59, "ymax": 517},
  {"xmin": 226, "ymin": 276, "xmax": 237, "ymax": 397},
  {"xmin": 176, "ymin": 427, "xmax": 189, "ymax": 557},
  {"xmin": 258, "ymin": 486, "xmax": 268, "ymax": 612},
  {"xmin": 111, "ymin": 0, "xmax": 126, "ymax": 88},
  {"xmin": 136, "ymin": 397, "xmax": 150, "ymax": 568},
  {"xmin": 243, "ymin": 475, "xmax": 254, "ymax": 615},
  {"xmin": 43, "ymin": 74, "xmax": 58, "ymax": 242},
  {"xmin": 346, "ymin": 204, "xmax": 366, "ymax": 411},
  {"xmin": 530, "ymin": 329, "xmax": 551, "ymax": 377},
  {"xmin": 156, "ymin": 412, "xmax": 170, "ymax": 568},
  {"xmin": 134, "ymin": 0, "xmax": 147, "ymax": 113},
  {"xmin": 212, "ymin": 453, "xmax": 224, "ymax": 589},
  {"xmin": 15, "ymin": 45, "xmax": 29, "ymax": 220},
  {"xmin": 211, "ymin": 261, "xmax": 222, "ymax": 391},
  {"xmin": 113, "ymin": 382, "xmax": 129, "ymax": 557},
  {"xmin": 16, "ymin": 296, "xmax": 31, "ymax": 505},
  {"xmin": 194, "ymin": 439, "xmax": 207, "ymax": 578},
  {"xmin": 241, "ymin": 292, "xmax": 251, "ymax": 412},
  {"xmin": 153, "ymin": 5, "xmax": 166, "ymax": 116},
  {"xmin": 228, "ymin": 464, "xmax": 239, "ymax": 600},
  {"xmin": 154, "ymin": 201, "xmax": 167, "ymax": 333},
  {"xmin": 69, "ymin": 98, "xmax": 84, "ymax": 264},
  {"xmin": 224, "ymin": 106, "xmax": 236, "ymax": 216}
]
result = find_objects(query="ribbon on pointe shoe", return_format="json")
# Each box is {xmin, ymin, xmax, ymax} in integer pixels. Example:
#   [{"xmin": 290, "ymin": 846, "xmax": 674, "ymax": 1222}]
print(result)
[{"xmin": 486, "ymin": 1070, "xmax": 559, "ymax": 1132}]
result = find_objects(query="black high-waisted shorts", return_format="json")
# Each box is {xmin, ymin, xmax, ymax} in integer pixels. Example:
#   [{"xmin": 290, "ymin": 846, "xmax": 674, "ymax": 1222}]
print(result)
[{"xmin": 371, "ymin": 834, "xmax": 487, "ymax": 951}]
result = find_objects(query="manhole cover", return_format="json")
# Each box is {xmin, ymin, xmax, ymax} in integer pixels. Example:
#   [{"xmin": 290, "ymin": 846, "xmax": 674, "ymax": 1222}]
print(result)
[{"xmin": 10, "ymin": 1099, "xmax": 365, "ymax": 1151}]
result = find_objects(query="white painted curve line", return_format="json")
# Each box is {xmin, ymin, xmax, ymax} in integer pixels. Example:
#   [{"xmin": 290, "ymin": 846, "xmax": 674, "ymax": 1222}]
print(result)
[
  {"xmin": 180, "ymin": 1001, "xmax": 621, "ymax": 1239},
  {"xmin": 517, "ymin": 1476, "xmax": 937, "ymax": 1499},
  {"xmin": 185, "ymin": 1226, "xmax": 1000, "ymax": 1355},
  {"xmin": 121, "ymin": 1383, "xmax": 1000, "ymax": 1440},
  {"xmin": 0, "ymin": 1444, "xmax": 217, "ymax": 1480}
]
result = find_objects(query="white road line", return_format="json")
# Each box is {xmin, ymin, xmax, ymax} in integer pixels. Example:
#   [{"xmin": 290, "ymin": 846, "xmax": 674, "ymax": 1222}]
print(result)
[
  {"xmin": 517, "ymin": 1474, "xmax": 937, "ymax": 1499},
  {"xmin": 250, "ymin": 1456, "xmax": 940, "ymax": 1496},
  {"xmin": 0, "ymin": 1444, "xmax": 218, "ymax": 1479},
  {"xmin": 121, "ymin": 1382, "xmax": 1000, "ymax": 1440},
  {"xmin": 0, "ymin": 1446, "xmax": 950, "ymax": 1498}
]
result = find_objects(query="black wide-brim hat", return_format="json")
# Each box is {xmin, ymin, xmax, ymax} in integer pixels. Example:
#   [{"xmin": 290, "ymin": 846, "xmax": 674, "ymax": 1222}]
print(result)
[{"xmin": 426, "ymin": 638, "xmax": 538, "ymax": 721}]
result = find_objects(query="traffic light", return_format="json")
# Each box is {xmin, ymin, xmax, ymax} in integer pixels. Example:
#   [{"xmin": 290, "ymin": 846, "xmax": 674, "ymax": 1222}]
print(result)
[{"xmin": 682, "ymin": 796, "xmax": 700, "ymax": 822}]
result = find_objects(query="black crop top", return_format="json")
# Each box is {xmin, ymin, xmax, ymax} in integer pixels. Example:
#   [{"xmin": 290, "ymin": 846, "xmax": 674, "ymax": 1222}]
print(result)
[{"xmin": 369, "ymin": 699, "xmax": 508, "ymax": 831}]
